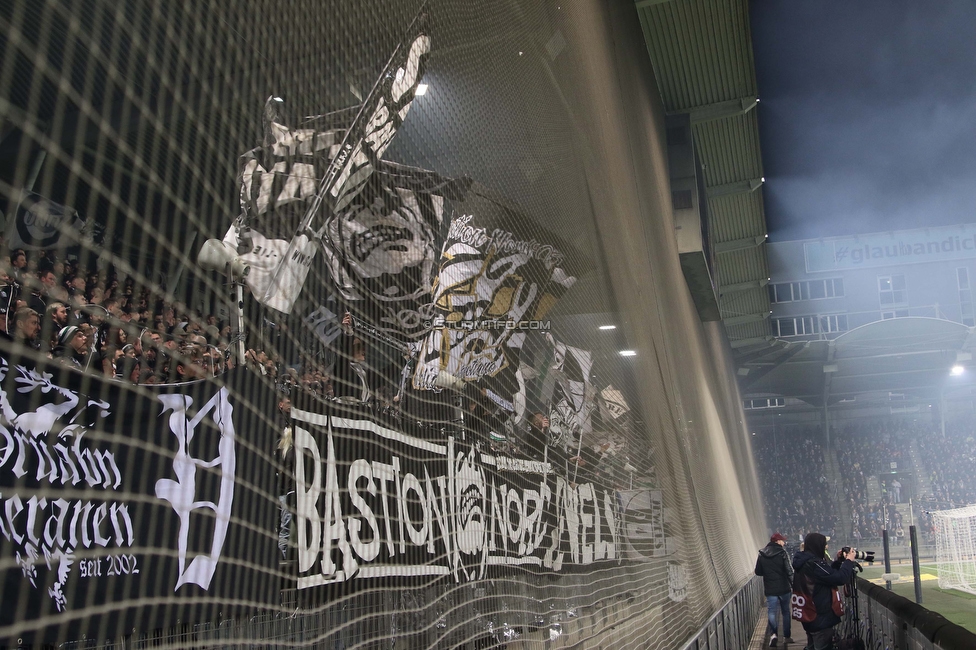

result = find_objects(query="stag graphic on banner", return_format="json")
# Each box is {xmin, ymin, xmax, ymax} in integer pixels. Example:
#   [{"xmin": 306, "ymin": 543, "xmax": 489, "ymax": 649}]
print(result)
[
  {"xmin": 155, "ymin": 389, "xmax": 237, "ymax": 591},
  {"xmin": 0, "ymin": 359, "xmax": 129, "ymax": 612}
]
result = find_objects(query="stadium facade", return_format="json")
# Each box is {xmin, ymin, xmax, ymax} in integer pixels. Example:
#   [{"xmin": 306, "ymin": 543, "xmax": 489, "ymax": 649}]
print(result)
[{"xmin": 768, "ymin": 223, "xmax": 976, "ymax": 339}]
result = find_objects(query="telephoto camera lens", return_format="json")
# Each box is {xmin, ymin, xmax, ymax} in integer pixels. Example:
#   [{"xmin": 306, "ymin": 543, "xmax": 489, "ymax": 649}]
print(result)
[{"xmin": 842, "ymin": 547, "xmax": 875, "ymax": 563}]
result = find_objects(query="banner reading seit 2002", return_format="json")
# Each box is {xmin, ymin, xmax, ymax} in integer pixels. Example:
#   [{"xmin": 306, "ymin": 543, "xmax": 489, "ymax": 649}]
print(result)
[
  {"xmin": 0, "ymin": 352, "xmax": 281, "ymax": 646},
  {"xmin": 0, "ymin": 348, "xmax": 671, "ymax": 644}
]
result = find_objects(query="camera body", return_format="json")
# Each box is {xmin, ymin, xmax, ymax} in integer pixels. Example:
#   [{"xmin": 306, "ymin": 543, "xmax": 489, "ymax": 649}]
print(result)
[{"xmin": 841, "ymin": 546, "xmax": 875, "ymax": 563}]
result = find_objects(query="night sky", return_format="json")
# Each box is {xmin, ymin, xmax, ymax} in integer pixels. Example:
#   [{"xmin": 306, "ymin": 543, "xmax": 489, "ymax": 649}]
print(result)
[{"xmin": 750, "ymin": 1, "xmax": 976, "ymax": 242}]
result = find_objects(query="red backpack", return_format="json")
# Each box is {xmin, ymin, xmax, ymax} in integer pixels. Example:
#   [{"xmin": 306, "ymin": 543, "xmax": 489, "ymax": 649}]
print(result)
[{"xmin": 791, "ymin": 565, "xmax": 844, "ymax": 623}]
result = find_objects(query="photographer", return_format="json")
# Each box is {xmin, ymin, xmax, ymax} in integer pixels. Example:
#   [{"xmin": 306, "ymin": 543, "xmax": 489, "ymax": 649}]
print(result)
[
  {"xmin": 756, "ymin": 533, "xmax": 794, "ymax": 647},
  {"xmin": 792, "ymin": 533, "xmax": 857, "ymax": 650}
]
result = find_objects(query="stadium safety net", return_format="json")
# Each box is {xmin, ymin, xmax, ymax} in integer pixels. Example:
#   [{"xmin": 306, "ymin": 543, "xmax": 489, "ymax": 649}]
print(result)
[{"xmin": 0, "ymin": 0, "xmax": 766, "ymax": 647}]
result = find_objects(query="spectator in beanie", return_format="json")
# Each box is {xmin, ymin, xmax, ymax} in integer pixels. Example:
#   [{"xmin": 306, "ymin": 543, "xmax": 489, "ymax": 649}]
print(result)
[
  {"xmin": 792, "ymin": 533, "xmax": 856, "ymax": 650},
  {"xmin": 53, "ymin": 325, "xmax": 88, "ymax": 368}
]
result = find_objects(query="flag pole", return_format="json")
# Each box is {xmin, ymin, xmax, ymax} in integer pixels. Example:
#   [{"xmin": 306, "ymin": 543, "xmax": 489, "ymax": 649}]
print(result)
[
  {"xmin": 572, "ymin": 429, "xmax": 584, "ymax": 484},
  {"xmin": 541, "ymin": 399, "xmax": 551, "ymax": 471},
  {"xmin": 348, "ymin": 312, "xmax": 413, "ymax": 355}
]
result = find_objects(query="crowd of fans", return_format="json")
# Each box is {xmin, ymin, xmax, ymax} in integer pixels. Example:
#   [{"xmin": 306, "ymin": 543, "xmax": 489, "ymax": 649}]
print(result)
[
  {"xmin": 751, "ymin": 419, "xmax": 925, "ymax": 544},
  {"xmin": 848, "ymin": 501, "xmax": 906, "ymax": 544},
  {"xmin": 750, "ymin": 416, "xmax": 976, "ymax": 544},
  {"xmin": 917, "ymin": 420, "xmax": 976, "ymax": 510},
  {"xmin": 834, "ymin": 418, "xmax": 974, "ymax": 541},
  {"xmin": 0, "ymin": 248, "xmax": 452, "ymax": 412},
  {"xmin": 753, "ymin": 426, "xmax": 835, "ymax": 543},
  {"xmin": 832, "ymin": 421, "xmax": 909, "ymax": 541},
  {"xmin": 0, "ymin": 247, "xmax": 395, "ymax": 400},
  {"xmin": 19, "ymin": 244, "xmax": 976, "ymax": 509},
  {"xmin": 0, "ymin": 247, "xmax": 245, "ymax": 383},
  {"xmin": 835, "ymin": 420, "xmax": 912, "ymax": 478},
  {"xmin": 0, "ymin": 247, "xmax": 646, "ymax": 487}
]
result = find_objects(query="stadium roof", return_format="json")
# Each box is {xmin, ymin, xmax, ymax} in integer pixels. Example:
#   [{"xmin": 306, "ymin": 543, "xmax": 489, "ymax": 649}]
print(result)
[
  {"xmin": 736, "ymin": 318, "xmax": 976, "ymax": 407},
  {"xmin": 636, "ymin": 0, "xmax": 771, "ymax": 345}
]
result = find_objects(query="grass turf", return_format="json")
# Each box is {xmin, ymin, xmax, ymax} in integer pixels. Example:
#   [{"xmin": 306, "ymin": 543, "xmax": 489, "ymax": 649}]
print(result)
[{"xmin": 855, "ymin": 562, "xmax": 976, "ymax": 634}]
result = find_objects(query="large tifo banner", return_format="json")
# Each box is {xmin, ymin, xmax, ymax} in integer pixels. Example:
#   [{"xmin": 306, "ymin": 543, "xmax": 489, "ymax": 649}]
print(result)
[
  {"xmin": 804, "ymin": 223, "xmax": 976, "ymax": 272},
  {"xmin": 0, "ymin": 355, "xmax": 280, "ymax": 644},
  {"xmin": 290, "ymin": 407, "xmax": 623, "ymax": 593},
  {"xmin": 0, "ymin": 351, "xmax": 668, "ymax": 643}
]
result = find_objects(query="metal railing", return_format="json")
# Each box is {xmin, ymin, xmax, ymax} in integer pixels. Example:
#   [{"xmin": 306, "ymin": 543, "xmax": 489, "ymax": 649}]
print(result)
[
  {"xmin": 840, "ymin": 576, "xmax": 976, "ymax": 650},
  {"xmin": 679, "ymin": 577, "xmax": 764, "ymax": 650}
]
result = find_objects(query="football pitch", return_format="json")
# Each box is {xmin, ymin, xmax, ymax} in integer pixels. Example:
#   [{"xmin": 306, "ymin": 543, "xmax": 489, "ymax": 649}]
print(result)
[{"xmin": 857, "ymin": 561, "xmax": 976, "ymax": 634}]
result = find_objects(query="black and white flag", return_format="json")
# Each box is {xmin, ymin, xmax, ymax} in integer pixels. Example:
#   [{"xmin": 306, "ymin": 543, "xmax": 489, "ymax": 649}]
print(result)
[
  {"xmin": 319, "ymin": 162, "xmax": 469, "ymax": 338},
  {"xmin": 252, "ymin": 13, "xmax": 433, "ymax": 313},
  {"xmin": 599, "ymin": 384, "xmax": 630, "ymax": 421},
  {"xmin": 5, "ymin": 190, "xmax": 86, "ymax": 251},
  {"xmin": 224, "ymin": 120, "xmax": 462, "ymax": 330},
  {"xmin": 545, "ymin": 334, "xmax": 595, "ymax": 450},
  {"xmin": 0, "ymin": 355, "xmax": 280, "ymax": 645},
  {"xmin": 222, "ymin": 114, "xmax": 344, "ymax": 312},
  {"xmin": 412, "ymin": 183, "xmax": 577, "ymax": 392}
]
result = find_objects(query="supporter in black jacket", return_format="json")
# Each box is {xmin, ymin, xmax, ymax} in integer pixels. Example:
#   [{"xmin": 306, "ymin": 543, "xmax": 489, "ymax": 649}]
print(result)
[
  {"xmin": 792, "ymin": 532, "xmax": 856, "ymax": 650},
  {"xmin": 755, "ymin": 532, "xmax": 794, "ymax": 645}
]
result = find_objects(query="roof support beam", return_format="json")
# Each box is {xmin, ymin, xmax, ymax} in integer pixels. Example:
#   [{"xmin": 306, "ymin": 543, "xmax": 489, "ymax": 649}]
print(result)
[
  {"xmin": 720, "ymin": 278, "xmax": 769, "ymax": 296},
  {"xmin": 962, "ymin": 328, "xmax": 976, "ymax": 353},
  {"xmin": 831, "ymin": 367, "xmax": 951, "ymax": 381},
  {"xmin": 828, "ymin": 348, "xmax": 958, "ymax": 362},
  {"xmin": 732, "ymin": 337, "xmax": 783, "ymax": 359},
  {"xmin": 707, "ymin": 177, "xmax": 764, "ymax": 199},
  {"xmin": 822, "ymin": 340, "xmax": 837, "ymax": 407},
  {"xmin": 635, "ymin": 0, "xmax": 673, "ymax": 9},
  {"xmin": 730, "ymin": 337, "xmax": 775, "ymax": 354},
  {"xmin": 724, "ymin": 312, "xmax": 771, "ymax": 326},
  {"xmin": 715, "ymin": 234, "xmax": 767, "ymax": 254},
  {"xmin": 742, "ymin": 342, "xmax": 810, "ymax": 390},
  {"xmin": 667, "ymin": 96, "xmax": 758, "ymax": 125}
]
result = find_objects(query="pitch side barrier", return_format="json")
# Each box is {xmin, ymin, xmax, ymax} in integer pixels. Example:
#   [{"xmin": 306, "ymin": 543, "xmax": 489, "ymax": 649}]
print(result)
[{"xmin": 841, "ymin": 577, "xmax": 976, "ymax": 649}]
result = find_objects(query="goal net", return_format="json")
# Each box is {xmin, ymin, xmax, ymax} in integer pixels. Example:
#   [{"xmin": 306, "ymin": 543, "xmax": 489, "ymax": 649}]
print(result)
[{"xmin": 932, "ymin": 505, "xmax": 976, "ymax": 594}]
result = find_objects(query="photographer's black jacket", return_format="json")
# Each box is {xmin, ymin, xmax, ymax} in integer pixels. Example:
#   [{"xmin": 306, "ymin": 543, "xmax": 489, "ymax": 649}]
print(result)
[
  {"xmin": 792, "ymin": 551, "xmax": 857, "ymax": 632},
  {"xmin": 755, "ymin": 542, "xmax": 794, "ymax": 596}
]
